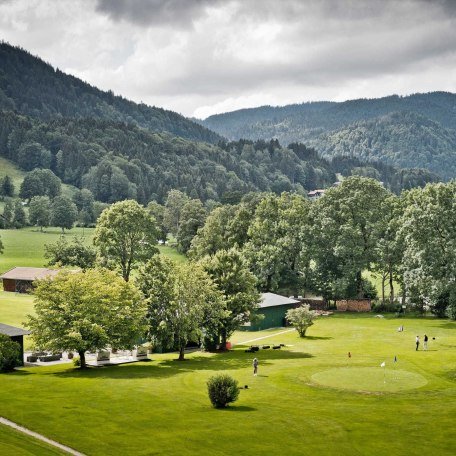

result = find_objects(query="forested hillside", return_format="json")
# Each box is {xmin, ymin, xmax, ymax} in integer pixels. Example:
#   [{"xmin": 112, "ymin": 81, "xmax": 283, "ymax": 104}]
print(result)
[
  {"xmin": 0, "ymin": 42, "xmax": 220, "ymax": 143},
  {"xmin": 0, "ymin": 43, "xmax": 441, "ymax": 203},
  {"xmin": 201, "ymin": 92, "xmax": 456, "ymax": 179},
  {"xmin": 0, "ymin": 111, "xmax": 339, "ymax": 203}
]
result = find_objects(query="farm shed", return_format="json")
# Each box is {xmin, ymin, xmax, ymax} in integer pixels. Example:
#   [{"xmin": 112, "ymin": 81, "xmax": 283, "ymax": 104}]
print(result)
[
  {"xmin": 241, "ymin": 293, "xmax": 300, "ymax": 331},
  {"xmin": 0, "ymin": 267, "xmax": 60, "ymax": 293},
  {"xmin": 0, "ymin": 323, "xmax": 31, "ymax": 366}
]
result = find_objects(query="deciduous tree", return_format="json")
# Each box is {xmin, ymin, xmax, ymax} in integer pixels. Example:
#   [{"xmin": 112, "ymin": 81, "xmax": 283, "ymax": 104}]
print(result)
[
  {"xmin": 94, "ymin": 200, "xmax": 158, "ymax": 281},
  {"xmin": 137, "ymin": 257, "xmax": 226, "ymax": 360},
  {"xmin": 28, "ymin": 269, "xmax": 146, "ymax": 368}
]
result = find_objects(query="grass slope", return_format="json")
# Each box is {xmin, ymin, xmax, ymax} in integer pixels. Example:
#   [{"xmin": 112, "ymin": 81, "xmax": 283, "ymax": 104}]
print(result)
[
  {"xmin": 0, "ymin": 227, "xmax": 186, "ymax": 275},
  {"xmin": 0, "ymin": 315, "xmax": 454, "ymax": 455}
]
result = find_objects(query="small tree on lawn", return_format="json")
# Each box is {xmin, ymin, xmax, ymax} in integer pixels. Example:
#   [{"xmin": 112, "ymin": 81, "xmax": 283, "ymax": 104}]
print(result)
[
  {"xmin": 44, "ymin": 236, "xmax": 96, "ymax": 271},
  {"xmin": 94, "ymin": 200, "xmax": 159, "ymax": 282},
  {"xmin": 0, "ymin": 334, "xmax": 21, "ymax": 372},
  {"xmin": 27, "ymin": 269, "xmax": 146, "ymax": 368},
  {"xmin": 29, "ymin": 195, "xmax": 51, "ymax": 231},
  {"xmin": 137, "ymin": 256, "xmax": 227, "ymax": 360},
  {"xmin": 51, "ymin": 195, "xmax": 78, "ymax": 233},
  {"xmin": 286, "ymin": 304, "xmax": 317, "ymax": 337}
]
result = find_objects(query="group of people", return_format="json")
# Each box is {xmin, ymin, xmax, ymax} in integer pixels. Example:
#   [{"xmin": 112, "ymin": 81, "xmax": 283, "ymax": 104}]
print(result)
[{"xmin": 415, "ymin": 334, "xmax": 429, "ymax": 350}]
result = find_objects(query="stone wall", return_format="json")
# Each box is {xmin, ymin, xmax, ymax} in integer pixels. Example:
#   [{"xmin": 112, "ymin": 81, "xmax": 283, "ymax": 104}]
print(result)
[{"xmin": 336, "ymin": 299, "xmax": 371, "ymax": 312}]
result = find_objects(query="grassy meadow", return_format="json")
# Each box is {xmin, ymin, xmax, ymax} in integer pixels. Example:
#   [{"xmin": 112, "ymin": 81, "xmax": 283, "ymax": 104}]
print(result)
[
  {"xmin": 0, "ymin": 314, "xmax": 454, "ymax": 455},
  {"xmin": 0, "ymin": 226, "xmax": 186, "ymax": 275}
]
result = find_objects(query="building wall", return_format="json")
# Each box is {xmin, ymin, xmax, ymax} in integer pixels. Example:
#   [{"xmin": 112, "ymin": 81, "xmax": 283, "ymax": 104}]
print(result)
[
  {"xmin": 10, "ymin": 335, "xmax": 24, "ymax": 366},
  {"xmin": 244, "ymin": 304, "xmax": 295, "ymax": 331},
  {"xmin": 2, "ymin": 279, "xmax": 16, "ymax": 292}
]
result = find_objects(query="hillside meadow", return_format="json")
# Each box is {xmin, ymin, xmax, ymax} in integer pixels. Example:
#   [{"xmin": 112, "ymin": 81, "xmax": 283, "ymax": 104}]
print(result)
[
  {"xmin": 0, "ymin": 226, "xmax": 186, "ymax": 276},
  {"xmin": 0, "ymin": 314, "xmax": 454, "ymax": 455}
]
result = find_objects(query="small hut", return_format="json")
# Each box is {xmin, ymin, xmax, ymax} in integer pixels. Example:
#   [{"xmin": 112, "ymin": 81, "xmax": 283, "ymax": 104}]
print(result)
[
  {"xmin": 241, "ymin": 293, "xmax": 300, "ymax": 331},
  {"xmin": 0, "ymin": 323, "xmax": 31, "ymax": 365},
  {"xmin": 0, "ymin": 267, "xmax": 60, "ymax": 293}
]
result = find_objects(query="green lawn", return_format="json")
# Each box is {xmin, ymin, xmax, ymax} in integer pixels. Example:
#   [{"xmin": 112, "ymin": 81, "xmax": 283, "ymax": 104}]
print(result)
[
  {"xmin": 0, "ymin": 315, "xmax": 454, "ymax": 455},
  {"xmin": 0, "ymin": 424, "xmax": 64, "ymax": 455},
  {"xmin": 0, "ymin": 227, "xmax": 186, "ymax": 275}
]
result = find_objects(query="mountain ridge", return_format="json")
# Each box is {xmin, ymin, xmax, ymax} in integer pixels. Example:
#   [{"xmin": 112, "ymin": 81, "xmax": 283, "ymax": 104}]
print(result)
[{"xmin": 0, "ymin": 42, "xmax": 222, "ymax": 144}]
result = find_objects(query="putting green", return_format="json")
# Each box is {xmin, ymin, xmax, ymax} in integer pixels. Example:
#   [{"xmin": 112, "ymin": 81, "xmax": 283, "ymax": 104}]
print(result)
[{"xmin": 311, "ymin": 367, "xmax": 427, "ymax": 392}]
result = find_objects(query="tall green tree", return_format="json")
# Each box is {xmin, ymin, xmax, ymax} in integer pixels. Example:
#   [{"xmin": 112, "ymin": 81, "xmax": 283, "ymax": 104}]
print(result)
[
  {"xmin": 244, "ymin": 193, "xmax": 310, "ymax": 292},
  {"xmin": 94, "ymin": 200, "xmax": 159, "ymax": 281},
  {"xmin": 177, "ymin": 199, "xmax": 206, "ymax": 253},
  {"xmin": 0, "ymin": 175, "xmax": 14, "ymax": 197},
  {"xmin": 51, "ymin": 195, "xmax": 78, "ymax": 233},
  {"xmin": 163, "ymin": 189, "xmax": 189, "ymax": 237},
  {"xmin": 200, "ymin": 248, "xmax": 260, "ymax": 349},
  {"xmin": 28, "ymin": 269, "xmax": 146, "ymax": 368},
  {"xmin": 372, "ymin": 195, "xmax": 405, "ymax": 305},
  {"xmin": 400, "ymin": 182, "xmax": 456, "ymax": 319},
  {"xmin": 308, "ymin": 176, "xmax": 390, "ymax": 300},
  {"xmin": 13, "ymin": 199, "xmax": 27, "ymax": 228},
  {"xmin": 29, "ymin": 195, "xmax": 51, "ymax": 231},
  {"xmin": 1, "ymin": 199, "xmax": 14, "ymax": 228},
  {"xmin": 147, "ymin": 201, "xmax": 167, "ymax": 241},
  {"xmin": 137, "ymin": 257, "xmax": 226, "ymax": 360}
]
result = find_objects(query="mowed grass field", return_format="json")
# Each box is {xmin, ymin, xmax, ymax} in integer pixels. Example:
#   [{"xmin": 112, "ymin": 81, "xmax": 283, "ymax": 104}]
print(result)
[
  {"xmin": 0, "ymin": 314, "xmax": 454, "ymax": 455},
  {"xmin": 0, "ymin": 226, "xmax": 186, "ymax": 275}
]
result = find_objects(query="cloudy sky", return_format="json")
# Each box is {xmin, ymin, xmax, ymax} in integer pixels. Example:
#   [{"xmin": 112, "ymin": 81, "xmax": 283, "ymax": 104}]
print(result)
[{"xmin": 1, "ymin": 0, "xmax": 455, "ymax": 118}]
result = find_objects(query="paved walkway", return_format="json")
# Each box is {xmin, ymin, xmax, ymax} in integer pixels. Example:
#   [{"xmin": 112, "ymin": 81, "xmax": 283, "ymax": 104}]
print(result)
[
  {"xmin": 232, "ymin": 328, "xmax": 295, "ymax": 346},
  {"xmin": 0, "ymin": 417, "xmax": 85, "ymax": 456}
]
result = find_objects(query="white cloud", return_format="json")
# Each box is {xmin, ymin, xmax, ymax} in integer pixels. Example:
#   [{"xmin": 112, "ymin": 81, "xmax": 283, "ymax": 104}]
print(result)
[{"xmin": 0, "ymin": 0, "xmax": 455, "ymax": 117}]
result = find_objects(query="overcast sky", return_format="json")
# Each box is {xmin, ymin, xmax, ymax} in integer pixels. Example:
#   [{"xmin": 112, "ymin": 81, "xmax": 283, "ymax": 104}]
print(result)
[{"xmin": 1, "ymin": 0, "xmax": 455, "ymax": 118}]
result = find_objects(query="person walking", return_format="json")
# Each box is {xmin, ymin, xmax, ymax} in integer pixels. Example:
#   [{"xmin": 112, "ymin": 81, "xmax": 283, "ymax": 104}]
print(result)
[
  {"xmin": 415, "ymin": 335, "xmax": 420, "ymax": 351},
  {"xmin": 423, "ymin": 334, "xmax": 428, "ymax": 350},
  {"xmin": 253, "ymin": 357, "xmax": 258, "ymax": 376}
]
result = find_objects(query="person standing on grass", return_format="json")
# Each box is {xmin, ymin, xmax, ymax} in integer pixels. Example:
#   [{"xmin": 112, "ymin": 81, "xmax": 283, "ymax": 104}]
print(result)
[
  {"xmin": 253, "ymin": 357, "xmax": 258, "ymax": 376},
  {"xmin": 424, "ymin": 334, "xmax": 428, "ymax": 350},
  {"xmin": 415, "ymin": 335, "xmax": 420, "ymax": 351}
]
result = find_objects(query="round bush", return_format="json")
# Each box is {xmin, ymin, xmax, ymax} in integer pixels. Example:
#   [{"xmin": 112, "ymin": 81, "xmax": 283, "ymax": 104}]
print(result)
[
  {"xmin": 207, "ymin": 374, "xmax": 240, "ymax": 408},
  {"xmin": 0, "ymin": 334, "xmax": 21, "ymax": 373}
]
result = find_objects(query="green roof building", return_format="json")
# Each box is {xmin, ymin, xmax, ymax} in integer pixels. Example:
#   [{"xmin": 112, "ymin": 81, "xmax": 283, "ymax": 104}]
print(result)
[{"xmin": 241, "ymin": 293, "xmax": 300, "ymax": 331}]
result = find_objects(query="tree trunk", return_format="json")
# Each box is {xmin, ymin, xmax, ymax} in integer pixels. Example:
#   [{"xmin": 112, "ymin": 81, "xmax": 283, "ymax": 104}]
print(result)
[
  {"xmin": 389, "ymin": 268, "xmax": 394, "ymax": 305},
  {"xmin": 356, "ymin": 271, "xmax": 363, "ymax": 298},
  {"xmin": 381, "ymin": 275, "xmax": 386, "ymax": 305},
  {"xmin": 220, "ymin": 328, "xmax": 227, "ymax": 351},
  {"xmin": 266, "ymin": 274, "xmax": 272, "ymax": 292},
  {"xmin": 78, "ymin": 350, "xmax": 86, "ymax": 369},
  {"xmin": 178, "ymin": 345, "xmax": 185, "ymax": 361}
]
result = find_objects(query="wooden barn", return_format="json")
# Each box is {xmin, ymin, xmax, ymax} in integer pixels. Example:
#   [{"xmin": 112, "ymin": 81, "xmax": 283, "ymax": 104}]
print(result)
[
  {"xmin": 0, "ymin": 267, "xmax": 60, "ymax": 293},
  {"xmin": 0, "ymin": 323, "xmax": 31, "ymax": 366},
  {"xmin": 241, "ymin": 293, "xmax": 300, "ymax": 331}
]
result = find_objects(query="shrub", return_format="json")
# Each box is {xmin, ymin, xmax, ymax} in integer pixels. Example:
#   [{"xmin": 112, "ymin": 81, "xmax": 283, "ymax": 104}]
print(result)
[
  {"xmin": 207, "ymin": 374, "xmax": 240, "ymax": 408},
  {"xmin": 73, "ymin": 357, "xmax": 81, "ymax": 367},
  {"xmin": 286, "ymin": 304, "xmax": 317, "ymax": 337},
  {"xmin": 0, "ymin": 334, "xmax": 21, "ymax": 373}
]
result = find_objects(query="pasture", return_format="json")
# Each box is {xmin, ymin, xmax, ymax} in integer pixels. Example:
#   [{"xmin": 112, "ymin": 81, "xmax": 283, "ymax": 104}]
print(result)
[
  {"xmin": 0, "ymin": 227, "xmax": 186, "ymax": 275},
  {"xmin": 0, "ymin": 314, "xmax": 454, "ymax": 455}
]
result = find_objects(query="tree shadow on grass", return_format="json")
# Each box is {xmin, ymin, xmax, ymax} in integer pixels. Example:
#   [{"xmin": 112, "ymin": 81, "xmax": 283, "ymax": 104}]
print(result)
[
  {"xmin": 215, "ymin": 405, "xmax": 256, "ymax": 412},
  {"xmin": 303, "ymin": 336, "xmax": 333, "ymax": 341},
  {"xmin": 48, "ymin": 349, "xmax": 314, "ymax": 380}
]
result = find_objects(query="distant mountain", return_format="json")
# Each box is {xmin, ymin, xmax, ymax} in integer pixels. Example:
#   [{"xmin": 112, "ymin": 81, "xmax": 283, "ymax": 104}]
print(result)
[
  {"xmin": 0, "ymin": 43, "xmax": 440, "ymax": 203},
  {"xmin": 0, "ymin": 42, "xmax": 221, "ymax": 143},
  {"xmin": 201, "ymin": 92, "xmax": 456, "ymax": 179}
]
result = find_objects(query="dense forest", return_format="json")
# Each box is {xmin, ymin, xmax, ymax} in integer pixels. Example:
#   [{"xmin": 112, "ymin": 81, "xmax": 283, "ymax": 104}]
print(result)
[
  {"xmin": 201, "ymin": 92, "xmax": 456, "ymax": 180},
  {"xmin": 0, "ymin": 43, "xmax": 440, "ymax": 204},
  {"xmin": 0, "ymin": 42, "xmax": 220, "ymax": 143}
]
